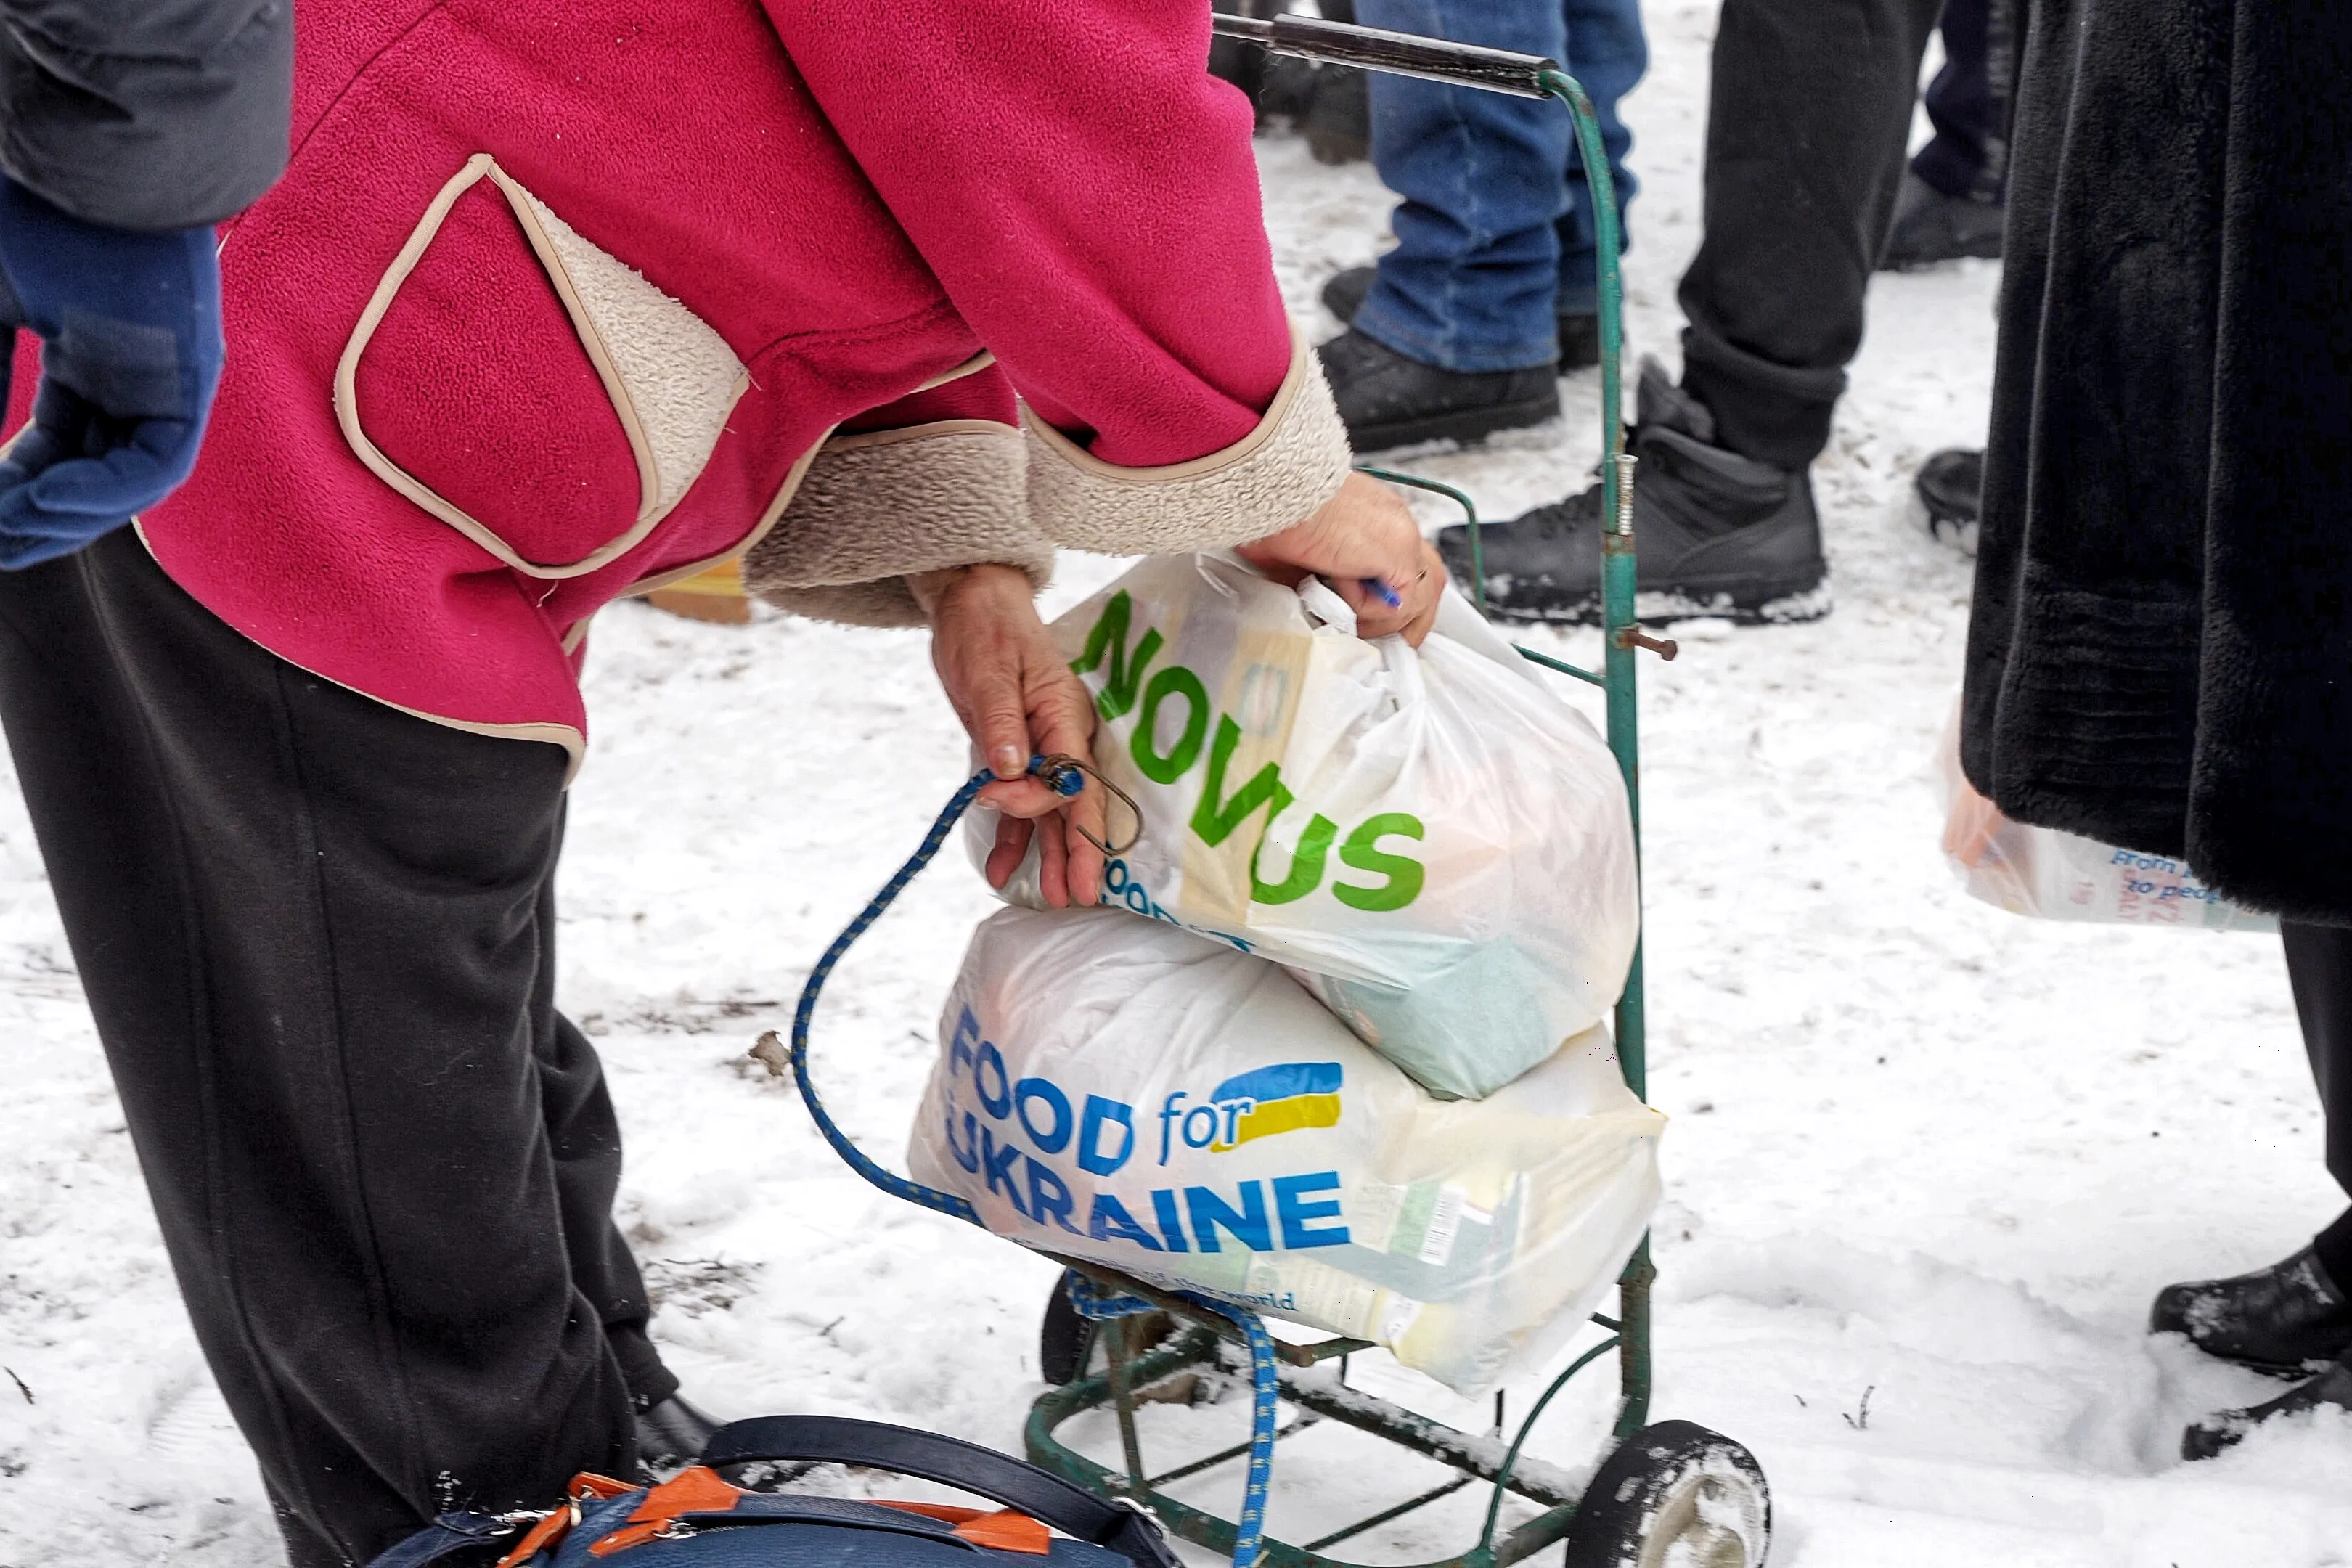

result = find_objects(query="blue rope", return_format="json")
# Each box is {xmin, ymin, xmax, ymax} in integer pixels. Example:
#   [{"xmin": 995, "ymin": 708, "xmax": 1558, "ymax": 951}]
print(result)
[
  {"xmin": 1067, "ymin": 1278, "xmax": 1280, "ymax": 1568},
  {"xmin": 788, "ymin": 767, "xmax": 993, "ymax": 1224},
  {"xmin": 1067, "ymin": 1276, "xmax": 1156, "ymax": 1320},
  {"xmin": 1222, "ymin": 1307, "xmax": 1283, "ymax": 1568},
  {"xmin": 792, "ymin": 764, "xmax": 1284, "ymax": 1567}
]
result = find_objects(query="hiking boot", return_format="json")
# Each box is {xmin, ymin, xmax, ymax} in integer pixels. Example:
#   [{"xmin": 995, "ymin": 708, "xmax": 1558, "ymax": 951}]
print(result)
[
  {"xmin": 2182, "ymin": 1357, "xmax": 2352, "ymax": 1461},
  {"xmin": 1914, "ymin": 446, "xmax": 1983, "ymax": 555},
  {"xmin": 1878, "ymin": 171, "xmax": 2004, "ymax": 269},
  {"xmin": 1316, "ymin": 328, "xmax": 1559, "ymax": 454},
  {"xmin": 1436, "ymin": 356, "xmax": 1829, "ymax": 624},
  {"xmin": 1320, "ymin": 266, "xmax": 1601, "ymax": 370},
  {"xmin": 2150, "ymin": 1244, "xmax": 2352, "ymax": 1376}
]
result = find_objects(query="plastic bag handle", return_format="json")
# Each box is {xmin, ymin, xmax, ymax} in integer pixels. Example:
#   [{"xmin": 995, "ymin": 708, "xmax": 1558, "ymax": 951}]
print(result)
[{"xmin": 701, "ymin": 1416, "xmax": 1180, "ymax": 1568}]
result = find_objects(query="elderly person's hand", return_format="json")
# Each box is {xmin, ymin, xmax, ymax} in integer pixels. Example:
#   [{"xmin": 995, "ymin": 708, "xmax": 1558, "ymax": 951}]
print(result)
[
  {"xmin": 915, "ymin": 563, "xmax": 1106, "ymax": 907},
  {"xmin": 918, "ymin": 475, "xmax": 1440, "ymax": 907},
  {"xmin": 1238, "ymin": 470, "xmax": 1445, "ymax": 645}
]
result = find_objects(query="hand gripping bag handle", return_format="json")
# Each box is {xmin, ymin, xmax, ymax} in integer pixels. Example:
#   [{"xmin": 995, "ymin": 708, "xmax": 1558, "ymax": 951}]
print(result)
[{"xmin": 702, "ymin": 1416, "xmax": 1180, "ymax": 1568}]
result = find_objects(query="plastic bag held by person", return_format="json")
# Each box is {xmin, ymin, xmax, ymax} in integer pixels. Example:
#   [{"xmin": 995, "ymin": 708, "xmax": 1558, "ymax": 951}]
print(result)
[
  {"xmin": 1936, "ymin": 709, "xmax": 2274, "ymax": 932},
  {"xmin": 907, "ymin": 907, "xmax": 1664, "ymax": 1394},
  {"xmin": 973, "ymin": 553, "xmax": 1641, "ymax": 1100}
]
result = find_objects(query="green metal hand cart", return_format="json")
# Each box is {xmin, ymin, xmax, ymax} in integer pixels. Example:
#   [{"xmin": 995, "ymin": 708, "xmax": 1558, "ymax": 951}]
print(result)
[
  {"xmin": 1012, "ymin": 17, "xmax": 1771, "ymax": 1568},
  {"xmin": 783, "ymin": 15, "xmax": 1772, "ymax": 1566}
]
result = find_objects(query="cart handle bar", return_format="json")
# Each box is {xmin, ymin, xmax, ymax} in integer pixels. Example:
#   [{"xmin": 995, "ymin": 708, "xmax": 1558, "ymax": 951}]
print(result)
[{"xmin": 1212, "ymin": 13, "xmax": 1557, "ymax": 97}]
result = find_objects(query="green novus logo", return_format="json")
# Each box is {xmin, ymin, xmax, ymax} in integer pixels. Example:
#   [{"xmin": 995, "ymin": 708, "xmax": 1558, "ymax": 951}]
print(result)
[{"xmin": 1074, "ymin": 591, "xmax": 1425, "ymax": 912}]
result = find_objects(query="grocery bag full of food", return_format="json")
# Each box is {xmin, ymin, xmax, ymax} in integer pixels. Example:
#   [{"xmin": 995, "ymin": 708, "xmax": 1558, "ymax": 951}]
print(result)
[
  {"xmin": 906, "ymin": 906, "xmax": 1665, "ymax": 1394},
  {"xmin": 975, "ymin": 553, "xmax": 1641, "ymax": 1099}
]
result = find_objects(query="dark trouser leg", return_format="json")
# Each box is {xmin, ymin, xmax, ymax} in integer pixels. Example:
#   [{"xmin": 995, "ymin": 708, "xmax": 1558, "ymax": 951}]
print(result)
[
  {"xmin": 0, "ymin": 530, "xmax": 658, "ymax": 1565},
  {"xmin": 1674, "ymin": 0, "xmax": 1943, "ymax": 470},
  {"xmin": 1911, "ymin": 0, "xmax": 2014, "ymax": 202},
  {"xmin": 2285, "ymin": 923, "xmax": 2352, "ymax": 1288}
]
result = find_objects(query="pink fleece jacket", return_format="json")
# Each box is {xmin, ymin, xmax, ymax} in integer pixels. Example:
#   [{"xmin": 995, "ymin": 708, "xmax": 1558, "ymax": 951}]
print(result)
[{"xmin": 72, "ymin": 0, "xmax": 1351, "ymax": 767}]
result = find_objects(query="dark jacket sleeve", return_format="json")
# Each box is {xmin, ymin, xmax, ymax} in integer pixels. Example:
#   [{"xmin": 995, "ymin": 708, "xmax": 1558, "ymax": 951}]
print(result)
[{"xmin": 0, "ymin": 0, "xmax": 291, "ymax": 231}]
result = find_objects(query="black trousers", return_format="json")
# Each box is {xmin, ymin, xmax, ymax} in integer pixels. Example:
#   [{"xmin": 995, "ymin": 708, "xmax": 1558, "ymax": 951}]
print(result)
[
  {"xmin": 0, "ymin": 531, "xmax": 674, "ymax": 1565},
  {"xmin": 1675, "ymin": 0, "xmax": 1945, "ymax": 470},
  {"xmin": 2287, "ymin": 923, "xmax": 2352, "ymax": 1289}
]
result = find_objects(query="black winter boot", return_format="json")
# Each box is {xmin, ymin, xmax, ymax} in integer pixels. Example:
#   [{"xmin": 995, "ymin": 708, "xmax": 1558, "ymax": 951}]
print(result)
[
  {"xmin": 2149, "ymin": 1244, "xmax": 2352, "ymax": 1376},
  {"xmin": 2182, "ymin": 1358, "xmax": 2352, "ymax": 1461},
  {"xmin": 1913, "ymin": 446, "xmax": 1983, "ymax": 555},
  {"xmin": 1320, "ymin": 266, "xmax": 1600, "ymax": 371},
  {"xmin": 1437, "ymin": 357, "xmax": 1829, "ymax": 625},
  {"xmin": 1878, "ymin": 171, "xmax": 2004, "ymax": 269},
  {"xmin": 1315, "ymin": 329, "xmax": 1559, "ymax": 453}
]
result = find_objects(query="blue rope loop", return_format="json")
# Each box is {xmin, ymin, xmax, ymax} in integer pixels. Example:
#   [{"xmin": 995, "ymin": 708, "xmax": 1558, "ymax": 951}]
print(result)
[
  {"xmin": 1063, "ymin": 1275, "xmax": 1281, "ymax": 1568},
  {"xmin": 793, "ymin": 764, "xmax": 1282, "ymax": 1567},
  {"xmin": 788, "ymin": 766, "xmax": 997, "ymax": 1224}
]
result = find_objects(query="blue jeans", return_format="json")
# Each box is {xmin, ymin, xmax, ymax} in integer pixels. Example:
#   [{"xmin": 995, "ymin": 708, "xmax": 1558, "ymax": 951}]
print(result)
[{"xmin": 1352, "ymin": 0, "xmax": 1646, "ymax": 372}]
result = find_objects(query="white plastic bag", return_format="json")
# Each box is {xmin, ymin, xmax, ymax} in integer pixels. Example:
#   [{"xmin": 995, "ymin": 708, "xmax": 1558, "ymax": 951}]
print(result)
[
  {"xmin": 976, "ymin": 553, "xmax": 1641, "ymax": 1100},
  {"xmin": 1937, "ymin": 709, "xmax": 2275, "ymax": 932},
  {"xmin": 906, "ymin": 907, "xmax": 1665, "ymax": 1394}
]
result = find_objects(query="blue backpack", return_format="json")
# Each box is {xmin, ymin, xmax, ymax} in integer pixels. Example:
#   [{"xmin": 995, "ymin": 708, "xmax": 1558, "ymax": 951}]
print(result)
[{"xmin": 370, "ymin": 1416, "xmax": 1180, "ymax": 1568}]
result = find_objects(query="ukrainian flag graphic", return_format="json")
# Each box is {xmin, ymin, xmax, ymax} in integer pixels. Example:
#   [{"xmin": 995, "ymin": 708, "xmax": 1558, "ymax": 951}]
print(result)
[{"xmin": 1209, "ymin": 1062, "xmax": 1344, "ymax": 1151}]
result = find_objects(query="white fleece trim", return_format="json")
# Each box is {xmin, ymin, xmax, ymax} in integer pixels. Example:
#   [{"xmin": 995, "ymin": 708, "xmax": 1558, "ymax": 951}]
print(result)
[
  {"xmin": 1022, "ymin": 322, "xmax": 1350, "ymax": 555},
  {"xmin": 743, "ymin": 420, "xmax": 1051, "ymax": 628},
  {"xmin": 336, "ymin": 155, "xmax": 750, "ymax": 580},
  {"xmin": 503, "ymin": 180, "xmax": 748, "ymax": 518}
]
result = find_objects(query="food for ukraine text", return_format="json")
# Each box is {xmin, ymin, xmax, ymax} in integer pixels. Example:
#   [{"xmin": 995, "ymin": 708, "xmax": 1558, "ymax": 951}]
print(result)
[{"xmin": 941, "ymin": 1008, "xmax": 1352, "ymax": 1256}]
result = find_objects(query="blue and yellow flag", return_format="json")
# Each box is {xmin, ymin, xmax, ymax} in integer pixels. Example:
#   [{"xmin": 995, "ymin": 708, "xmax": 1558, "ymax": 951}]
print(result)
[{"xmin": 1209, "ymin": 1061, "xmax": 1343, "ymax": 1150}]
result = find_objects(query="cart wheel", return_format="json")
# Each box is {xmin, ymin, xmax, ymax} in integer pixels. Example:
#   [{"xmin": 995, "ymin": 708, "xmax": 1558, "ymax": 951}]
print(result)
[
  {"xmin": 1039, "ymin": 1271, "xmax": 1098, "ymax": 1386},
  {"xmin": 1561, "ymin": 1421, "xmax": 1770, "ymax": 1568}
]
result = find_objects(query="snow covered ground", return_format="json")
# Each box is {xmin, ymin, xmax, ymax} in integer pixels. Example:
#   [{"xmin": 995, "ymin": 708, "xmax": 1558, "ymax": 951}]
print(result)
[{"xmin": 7, "ymin": 3, "xmax": 2352, "ymax": 1564}]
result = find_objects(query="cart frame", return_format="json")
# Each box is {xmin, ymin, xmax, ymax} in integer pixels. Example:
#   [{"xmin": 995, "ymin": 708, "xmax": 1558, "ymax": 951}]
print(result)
[{"xmin": 1020, "ymin": 18, "xmax": 1675, "ymax": 1567}]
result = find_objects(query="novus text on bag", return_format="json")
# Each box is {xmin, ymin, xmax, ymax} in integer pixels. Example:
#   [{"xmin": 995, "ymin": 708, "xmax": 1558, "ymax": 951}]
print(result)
[{"xmin": 976, "ymin": 553, "xmax": 1641, "ymax": 1099}]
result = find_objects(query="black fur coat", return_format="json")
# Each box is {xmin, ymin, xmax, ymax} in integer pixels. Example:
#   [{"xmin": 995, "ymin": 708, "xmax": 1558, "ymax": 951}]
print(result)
[{"xmin": 1962, "ymin": 0, "xmax": 2352, "ymax": 923}]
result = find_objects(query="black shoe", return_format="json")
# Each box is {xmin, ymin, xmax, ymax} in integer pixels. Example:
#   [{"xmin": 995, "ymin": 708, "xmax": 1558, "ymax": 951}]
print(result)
[
  {"xmin": 634, "ymin": 1394, "xmax": 723, "ymax": 1478},
  {"xmin": 1878, "ymin": 171, "xmax": 2004, "ymax": 269},
  {"xmin": 1319, "ymin": 266, "xmax": 1600, "ymax": 371},
  {"xmin": 2182, "ymin": 1357, "xmax": 2352, "ymax": 1461},
  {"xmin": 2150, "ymin": 1244, "xmax": 2352, "ymax": 1376},
  {"xmin": 1914, "ymin": 446, "xmax": 1983, "ymax": 555},
  {"xmin": 1436, "ymin": 356, "xmax": 1829, "ymax": 625},
  {"xmin": 1315, "ymin": 329, "xmax": 1559, "ymax": 453}
]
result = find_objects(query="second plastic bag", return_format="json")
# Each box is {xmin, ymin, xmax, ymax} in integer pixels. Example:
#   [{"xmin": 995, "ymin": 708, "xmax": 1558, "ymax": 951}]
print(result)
[
  {"xmin": 906, "ymin": 906, "xmax": 1665, "ymax": 1394},
  {"xmin": 976, "ymin": 553, "xmax": 1640, "ymax": 1100},
  {"xmin": 1937, "ymin": 709, "xmax": 2275, "ymax": 932}
]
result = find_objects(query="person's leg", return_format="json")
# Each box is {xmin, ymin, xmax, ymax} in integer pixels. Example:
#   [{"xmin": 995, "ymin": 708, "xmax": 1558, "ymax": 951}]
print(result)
[
  {"xmin": 1441, "ymin": 0, "xmax": 1938, "ymax": 622},
  {"xmin": 0, "ymin": 529, "xmax": 652, "ymax": 1564},
  {"xmin": 533, "ymin": 884, "xmax": 677, "ymax": 1412},
  {"xmin": 1352, "ymin": 0, "xmax": 1571, "ymax": 373},
  {"xmin": 2176, "ymin": 921, "xmax": 2352, "ymax": 1459},
  {"xmin": 1675, "ymin": 0, "xmax": 1944, "ymax": 470},
  {"xmin": 1912, "ymin": 0, "xmax": 1998, "ymax": 200},
  {"xmin": 1881, "ymin": 0, "xmax": 2014, "ymax": 269},
  {"xmin": 2151, "ymin": 923, "xmax": 2352, "ymax": 1420},
  {"xmin": 1553, "ymin": 0, "xmax": 1649, "ymax": 320},
  {"xmin": 2286, "ymin": 923, "xmax": 2352, "ymax": 1283}
]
